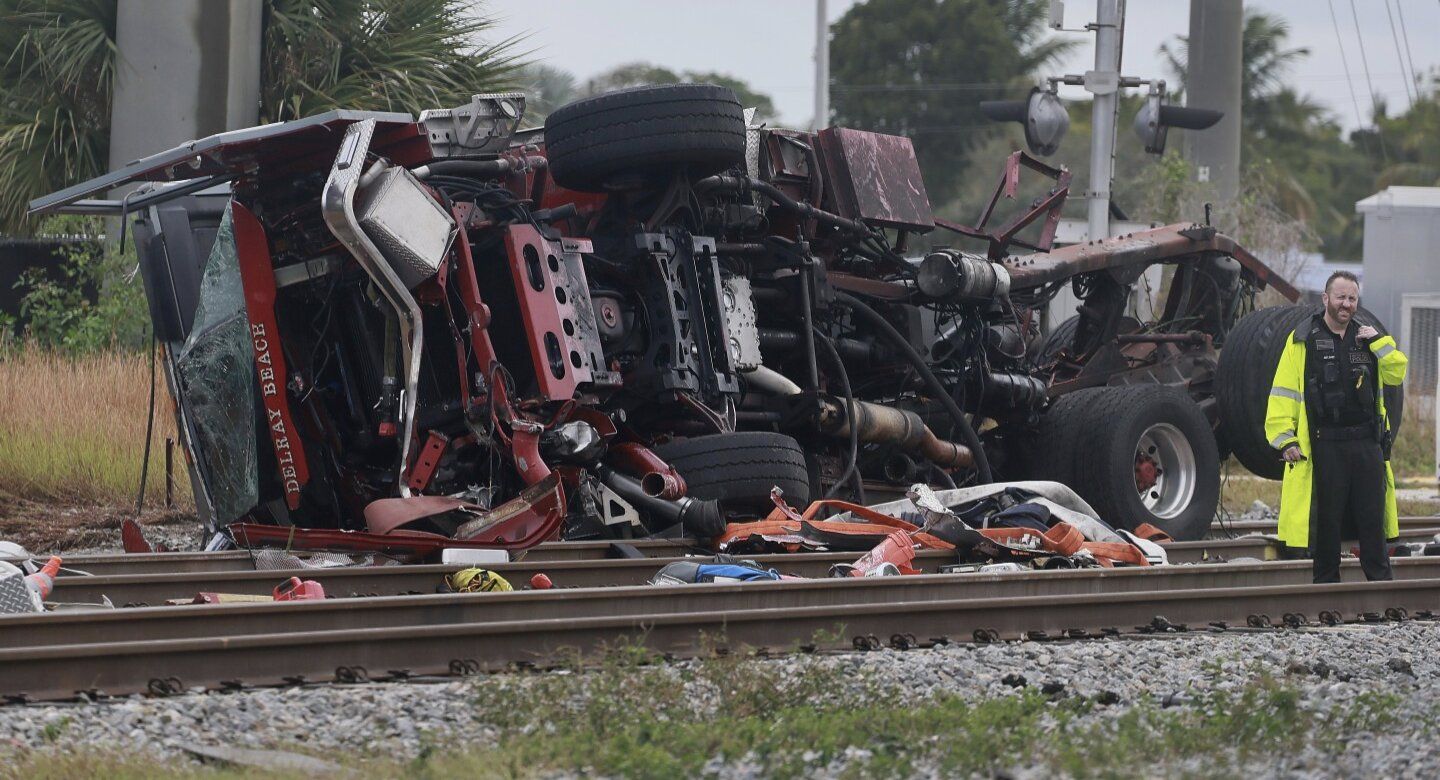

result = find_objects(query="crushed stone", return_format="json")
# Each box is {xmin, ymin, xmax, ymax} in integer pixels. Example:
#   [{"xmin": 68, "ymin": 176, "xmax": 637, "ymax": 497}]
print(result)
[{"xmin": 2, "ymin": 621, "xmax": 1438, "ymax": 776}]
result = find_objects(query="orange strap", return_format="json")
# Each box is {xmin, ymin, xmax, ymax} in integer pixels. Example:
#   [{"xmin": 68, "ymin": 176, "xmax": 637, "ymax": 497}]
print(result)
[
  {"xmin": 1132, "ymin": 522, "xmax": 1174, "ymax": 542},
  {"xmin": 976, "ymin": 521, "xmax": 1085, "ymax": 556}
]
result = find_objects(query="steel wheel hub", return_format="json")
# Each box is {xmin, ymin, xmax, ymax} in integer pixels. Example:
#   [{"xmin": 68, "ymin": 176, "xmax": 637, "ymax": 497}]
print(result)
[{"xmin": 1134, "ymin": 422, "xmax": 1196, "ymax": 520}]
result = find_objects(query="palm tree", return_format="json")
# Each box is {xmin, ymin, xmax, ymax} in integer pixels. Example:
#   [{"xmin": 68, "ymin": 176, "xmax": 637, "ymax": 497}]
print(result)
[
  {"xmin": 0, "ymin": 0, "xmax": 524, "ymax": 234},
  {"xmin": 1160, "ymin": 11, "xmax": 1315, "ymax": 115},
  {"xmin": 1160, "ymin": 10, "xmax": 1328, "ymax": 142},
  {"xmin": 0, "ymin": 0, "xmax": 116, "ymax": 233},
  {"xmin": 1373, "ymin": 84, "xmax": 1440, "ymax": 188},
  {"xmin": 1157, "ymin": 11, "xmax": 1330, "ymax": 221},
  {"xmin": 261, "ymin": 0, "xmax": 522, "ymax": 123},
  {"xmin": 515, "ymin": 63, "xmax": 578, "ymax": 125}
]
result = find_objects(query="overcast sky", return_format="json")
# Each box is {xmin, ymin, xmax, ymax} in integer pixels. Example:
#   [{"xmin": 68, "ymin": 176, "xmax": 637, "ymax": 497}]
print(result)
[{"xmin": 486, "ymin": 0, "xmax": 1440, "ymax": 130}]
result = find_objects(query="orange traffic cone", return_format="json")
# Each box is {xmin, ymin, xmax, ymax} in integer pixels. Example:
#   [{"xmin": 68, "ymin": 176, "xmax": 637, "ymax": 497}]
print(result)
[{"xmin": 24, "ymin": 556, "xmax": 61, "ymax": 601}]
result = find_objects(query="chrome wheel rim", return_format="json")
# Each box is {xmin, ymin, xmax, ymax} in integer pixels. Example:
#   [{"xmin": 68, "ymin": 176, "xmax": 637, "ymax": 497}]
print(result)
[{"xmin": 1135, "ymin": 423, "xmax": 1196, "ymax": 520}]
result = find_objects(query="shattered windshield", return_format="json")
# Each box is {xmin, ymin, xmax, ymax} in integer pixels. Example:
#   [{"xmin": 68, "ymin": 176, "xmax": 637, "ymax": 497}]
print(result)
[{"xmin": 175, "ymin": 203, "xmax": 259, "ymax": 523}]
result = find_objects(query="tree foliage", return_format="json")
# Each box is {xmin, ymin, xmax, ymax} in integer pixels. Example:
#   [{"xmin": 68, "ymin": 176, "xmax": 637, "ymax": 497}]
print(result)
[
  {"xmin": 828, "ymin": 0, "xmax": 1073, "ymax": 203},
  {"xmin": 0, "ymin": 0, "xmax": 116, "ymax": 233},
  {"xmin": 0, "ymin": 0, "xmax": 523, "ymax": 235},
  {"xmin": 516, "ymin": 63, "xmax": 580, "ymax": 123},
  {"xmin": 261, "ymin": 0, "xmax": 522, "ymax": 123},
  {"xmin": 1157, "ymin": 9, "xmax": 1440, "ymax": 261},
  {"xmin": 578, "ymin": 62, "xmax": 777, "ymax": 121},
  {"xmin": 1, "ymin": 0, "xmax": 523, "ymax": 349},
  {"xmin": 8, "ymin": 217, "xmax": 148, "ymax": 351}
]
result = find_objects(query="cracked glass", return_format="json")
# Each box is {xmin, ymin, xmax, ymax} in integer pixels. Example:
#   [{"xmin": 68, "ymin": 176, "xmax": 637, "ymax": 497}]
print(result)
[{"xmin": 175, "ymin": 203, "xmax": 259, "ymax": 523}]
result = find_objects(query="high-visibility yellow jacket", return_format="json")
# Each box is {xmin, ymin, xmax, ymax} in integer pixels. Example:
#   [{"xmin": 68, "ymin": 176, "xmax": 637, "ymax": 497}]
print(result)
[{"xmin": 1264, "ymin": 326, "xmax": 1407, "ymax": 548}]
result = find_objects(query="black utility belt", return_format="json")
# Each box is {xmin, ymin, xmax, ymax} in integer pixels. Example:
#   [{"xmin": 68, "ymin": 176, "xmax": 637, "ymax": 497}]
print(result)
[{"xmin": 1311, "ymin": 423, "xmax": 1377, "ymax": 441}]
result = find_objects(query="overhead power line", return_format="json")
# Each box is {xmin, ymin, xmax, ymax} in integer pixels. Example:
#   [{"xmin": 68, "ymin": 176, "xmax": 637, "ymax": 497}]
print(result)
[
  {"xmin": 1382, "ymin": 0, "xmax": 1415, "ymax": 108},
  {"xmin": 1327, "ymin": 0, "xmax": 1372, "ymax": 156},
  {"xmin": 1395, "ymin": 1, "xmax": 1422, "ymax": 99},
  {"xmin": 1347, "ymin": 0, "xmax": 1391, "ymax": 163}
]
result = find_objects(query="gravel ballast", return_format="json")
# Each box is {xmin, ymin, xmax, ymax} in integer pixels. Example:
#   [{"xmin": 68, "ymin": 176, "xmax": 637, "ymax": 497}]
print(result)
[{"xmin": 2, "ymin": 620, "xmax": 1438, "ymax": 776}]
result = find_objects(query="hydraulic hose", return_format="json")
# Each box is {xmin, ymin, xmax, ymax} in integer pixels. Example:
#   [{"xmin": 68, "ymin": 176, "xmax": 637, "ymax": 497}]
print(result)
[
  {"xmin": 694, "ymin": 175, "xmax": 869, "ymax": 235},
  {"xmin": 411, "ymin": 159, "xmax": 512, "ymax": 179},
  {"xmin": 814, "ymin": 328, "xmax": 864, "ymax": 503},
  {"xmin": 834, "ymin": 290, "xmax": 993, "ymax": 483}
]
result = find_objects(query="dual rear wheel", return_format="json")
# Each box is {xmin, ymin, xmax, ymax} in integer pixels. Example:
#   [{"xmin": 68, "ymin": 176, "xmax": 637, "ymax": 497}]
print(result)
[{"xmin": 1030, "ymin": 384, "xmax": 1220, "ymax": 541}]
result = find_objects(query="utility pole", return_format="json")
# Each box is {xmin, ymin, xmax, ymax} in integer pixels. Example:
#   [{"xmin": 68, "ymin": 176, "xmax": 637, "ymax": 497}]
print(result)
[
  {"xmin": 1184, "ymin": 0, "xmax": 1243, "ymax": 200},
  {"xmin": 109, "ymin": 1, "xmax": 263, "ymax": 178},
  {"xmin": 1050, "ymin": 0, "xmax": 1126, "ymax": 325},
  {"xmin": 987, "ymin": 1, "xmax": 1226, "ymax": 325},
  {"xmin": 1084, "ymin": 0, "xmax": 1125, "ymax": 244},
  {"xmin": 814, "ymin": 0, "xmax": 829, "ymax": 130}
]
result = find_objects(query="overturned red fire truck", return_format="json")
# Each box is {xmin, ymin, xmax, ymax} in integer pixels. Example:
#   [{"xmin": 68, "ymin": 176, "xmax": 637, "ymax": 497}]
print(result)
[{"xmin": 33, "ymin": 84, "xmax": 1344, "ymax": 548}]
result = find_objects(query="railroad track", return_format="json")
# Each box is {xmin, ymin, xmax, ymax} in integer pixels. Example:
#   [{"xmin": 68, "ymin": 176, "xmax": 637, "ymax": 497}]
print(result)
[
  {"xmin": 50, "ymin": 529, "xmax": 1440, "ymax": 597},
  {"xmin": 11, "ymin": 557, "xmax": 1440, "ymax": 649},
  {"xmin": 55, "ymin": 515, "xmax": 1440, "ymax": 577},
  {"xmin": 1214, "ymin": 516, "xmax": 1440, "ymax": 536},
  {"xmin": 56, "ymin": 538, "xmax": 703, "ymax": 577},
  {"xmin": 3, "ymin": 567, "xmax": 1436, "ymax": 703}
]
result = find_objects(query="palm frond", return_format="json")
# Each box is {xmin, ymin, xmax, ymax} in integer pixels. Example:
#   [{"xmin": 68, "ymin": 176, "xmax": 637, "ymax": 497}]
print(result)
[
  {"xmin": 261, "ymin": 0, "xmax": 527, "ymax": 122},
  {"xmin": 0, "ymin": 0, "xmax": 115, "ymax": 235}
]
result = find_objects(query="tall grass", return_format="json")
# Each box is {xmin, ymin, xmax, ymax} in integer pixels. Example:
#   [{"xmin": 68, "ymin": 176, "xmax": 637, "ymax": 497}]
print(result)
[
  {"xmin": 0, "ymin": 341, "xmax": 189, "ymax": 507},
  {"xmin": 1391, "ymin": 392, "xmax": 1437, "ymax": 483}
]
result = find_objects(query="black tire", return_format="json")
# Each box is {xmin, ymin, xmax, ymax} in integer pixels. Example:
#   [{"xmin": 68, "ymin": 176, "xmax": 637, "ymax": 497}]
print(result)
[
  {"xmin": 1066, "ymin": 385, "xmax": 1221, "ymax": 541},
  {"xmin": 543, "ymin": 84, "xmax": 746, "ymax": 192},
  {"xmin": 1216, "ymin": 305, "xmax": 1313, "ymax": 479},
  {"xmin": 1034, "ymin": 315, "xmax": 1080, "ymax": 366},
  {"xmin": 1216, "ymin": 304, "xmax": 1402, "ymax": 480},
  {"xmin": 1023, "ymin": 387, "xmax": 1109, "ymax": 484},
  {"xmin": 653, "ymin": 431, "xmax": 810, "ymax": 514}
]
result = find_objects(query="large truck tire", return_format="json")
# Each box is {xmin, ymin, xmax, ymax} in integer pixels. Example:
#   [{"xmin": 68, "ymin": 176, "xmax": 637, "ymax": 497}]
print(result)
[
  {"xmin": 1023, "ymin": 387, "xmax": 1109, "ymax": 486},
  {"xmin": 1034, "ymin": 314, "xmax": 1080, "ymax": 366},
  {"xmin": 544, "ymin": 84, "xmax": 746, "ymax": 192},
  {"xmin": 1065, "ymin": 385, "xmax": 1221, "ymax": 541},
  {"xmin": 653, "ymin": 431, "xmax": 810, "ymax": 514},
  {"xmin": 1216, "ymin": 304, "xmax": 1401, "ymax": 480}
]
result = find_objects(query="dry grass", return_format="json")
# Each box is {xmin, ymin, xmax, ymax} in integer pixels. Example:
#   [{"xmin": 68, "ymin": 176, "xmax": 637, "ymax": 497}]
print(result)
[
  {"xmin": 0, "ymin": 342, "xmax": 190, "ymax": 507},
  {"xmin": 1220, "ymin": 470, "xmax": 1439, "ymax": 519},
  {"xmin": 1390, "ymin": 392, "xmax": 1437, "ymax": 483}
]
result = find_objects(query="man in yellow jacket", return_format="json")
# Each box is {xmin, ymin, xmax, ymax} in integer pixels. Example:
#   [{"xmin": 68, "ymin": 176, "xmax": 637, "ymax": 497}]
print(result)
[{"xmin": 1265, "ymin": 271, "xmax": 1407, "ymax": 583}]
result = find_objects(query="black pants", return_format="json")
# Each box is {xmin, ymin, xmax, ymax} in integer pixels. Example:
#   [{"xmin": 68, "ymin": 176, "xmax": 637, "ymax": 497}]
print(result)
[{"xmin": 1310, "ymin": 437, "xmax": 1392, "ymax": 583}]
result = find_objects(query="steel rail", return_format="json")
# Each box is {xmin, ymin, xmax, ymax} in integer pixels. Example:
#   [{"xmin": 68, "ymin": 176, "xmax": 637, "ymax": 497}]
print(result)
[
  {"xmin": 48, "ymin": 530, "xmax": 1440, "ymax": 605},
  {"xmin": 56, "ymin": 539, "xmax": 700, "ymax": 577},
  {"xmin": 52, "ymin": 518, "xmax": 1440, "ymax": 576},
  {"xmin": 3, "ymin": 576, "xmax": 1438, "ymax": 703},
  {"xmin": 50, "ymin": 529, "xmax": 1440, "ymax": 590},
  {"xmin": 9, "ymin": 558, "xmax": 1440, "ymax": 651},
  {"xmin": 1213, "ymin": 517, "xmax": 1440, "ymax": 536}
]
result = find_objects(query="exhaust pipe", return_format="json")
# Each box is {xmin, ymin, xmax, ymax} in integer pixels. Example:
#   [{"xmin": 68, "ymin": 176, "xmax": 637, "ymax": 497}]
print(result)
[
  {"xmin": 597, "ymin": 467, "xmax": 724, "ymax": 538},
  {"xmin": 816, "ymin": 396, "xmax": 974, "ymax": 469},
  {"xmin": 608, "ymin": 442, "xmax": 688, "ymax": 500}
]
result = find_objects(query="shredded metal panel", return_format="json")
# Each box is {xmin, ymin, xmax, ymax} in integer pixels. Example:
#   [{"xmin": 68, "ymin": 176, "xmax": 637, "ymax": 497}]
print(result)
[{"xmin": 817, "ymin": 128, "xmax": 934, "ymax": 231}]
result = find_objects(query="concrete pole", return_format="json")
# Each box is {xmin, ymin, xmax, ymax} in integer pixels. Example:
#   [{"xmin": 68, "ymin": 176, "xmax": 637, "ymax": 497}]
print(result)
[
  {"xmin": 1046, "ymin": 0, "xmax": 1126, "ymax": 327},
  {"xmin": 1085, "ymin": 0, "xmax": 1124, "ymax": 244},
  {"xmin": 109, "ymin": 0, "xmax": 263, "ymax": 175},
  {"xmin": 814, "ymin": 0, "xmax": 829, "ymax": 129},
  {"xmin": 1184, "ymin": 0, "xmax": 1243, "ymax": 201}
]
